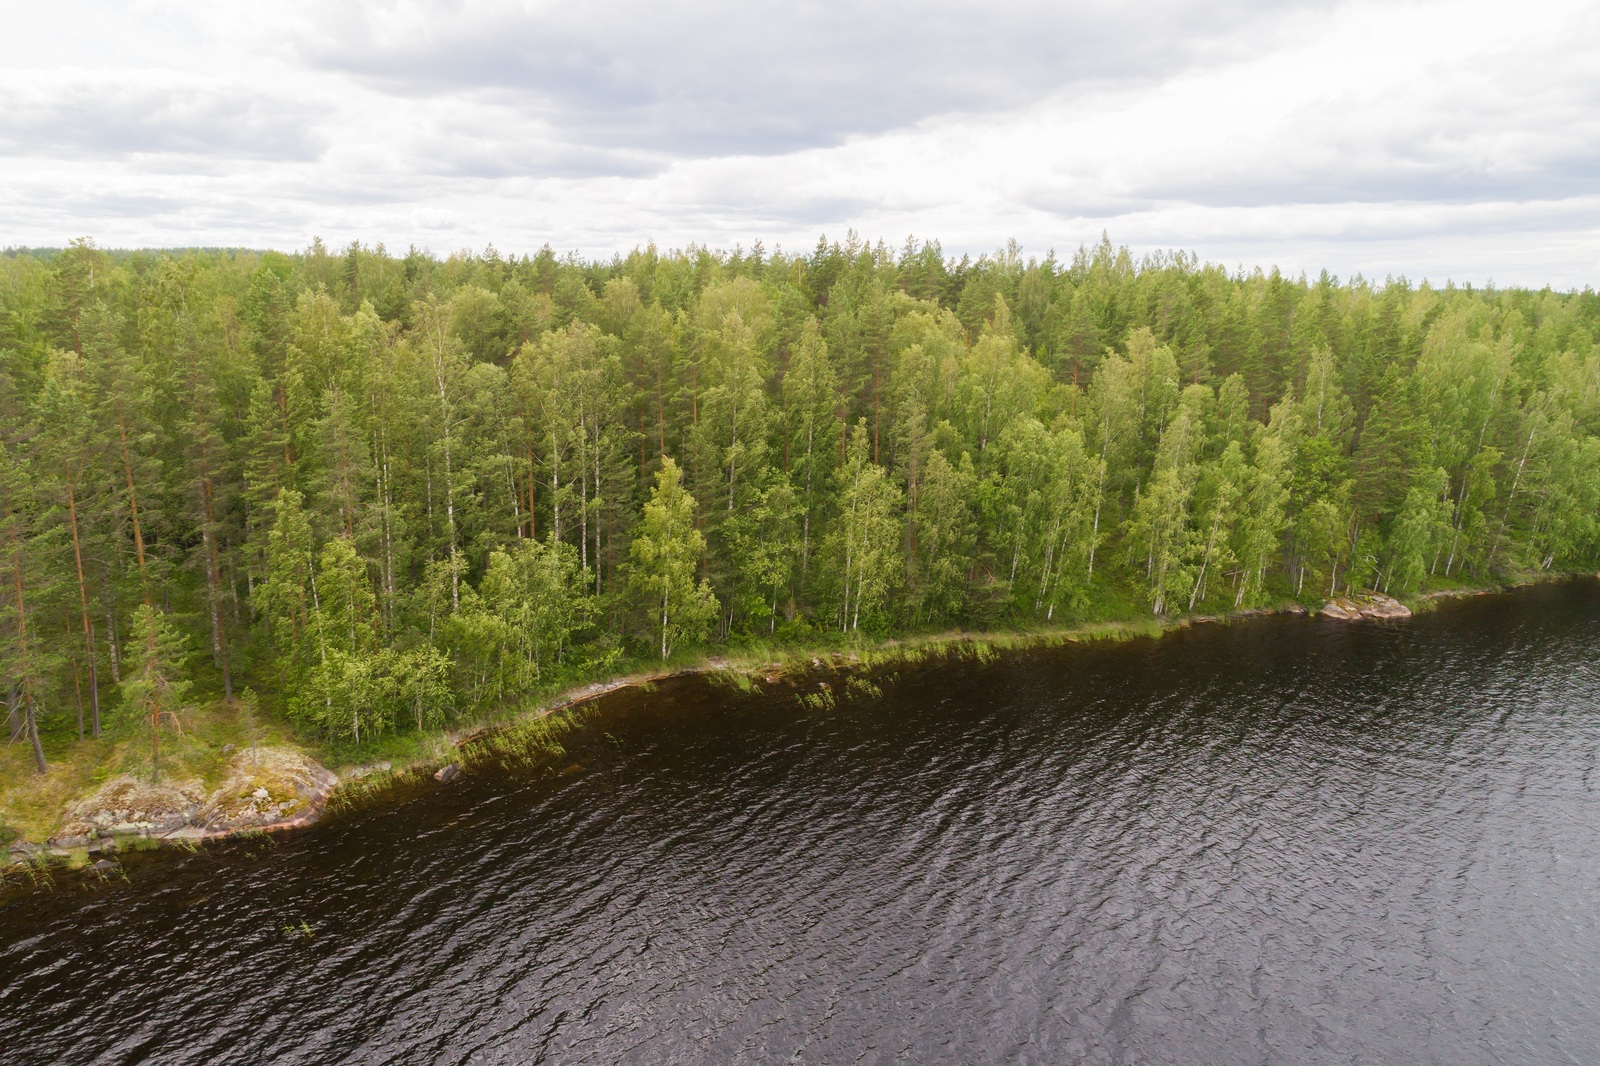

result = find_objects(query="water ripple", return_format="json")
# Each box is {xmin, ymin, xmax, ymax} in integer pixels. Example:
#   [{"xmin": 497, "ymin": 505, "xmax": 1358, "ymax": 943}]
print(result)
[{"xmin": 4, "ymin": 582, "xmax": 1600, "ymax": 1064}]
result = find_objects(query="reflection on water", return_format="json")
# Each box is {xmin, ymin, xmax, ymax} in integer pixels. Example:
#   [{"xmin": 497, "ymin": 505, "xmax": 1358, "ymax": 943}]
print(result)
[{"xmin": 5, "ymin": 582, "xmax": 1600, "ymax": 1064}]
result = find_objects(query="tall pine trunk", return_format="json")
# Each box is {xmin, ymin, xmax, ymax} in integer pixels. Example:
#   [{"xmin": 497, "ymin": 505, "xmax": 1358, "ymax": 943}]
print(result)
[
  {"xmin": 67, "ymin": 483, "xmax": 101, "ymax": 736},
  {"xmin": 117, "ymin": 417, "xmax": 150, "ymax": 602},
  {"xmin": 11, "ymin": 557, "xmax": 47, "ymax": 774},
  {"xmin": 200, "ymin": 469, "xmax": 232, "ymax": 700}
]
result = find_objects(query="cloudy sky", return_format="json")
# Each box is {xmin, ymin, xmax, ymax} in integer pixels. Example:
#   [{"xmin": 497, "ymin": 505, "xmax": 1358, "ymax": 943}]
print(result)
[{"xmin": 4, "ymin": 0, "xmax": 1598, "ymax": 286}]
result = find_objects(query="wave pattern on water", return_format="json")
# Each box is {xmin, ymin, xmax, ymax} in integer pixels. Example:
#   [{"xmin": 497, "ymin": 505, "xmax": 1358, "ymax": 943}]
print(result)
[{"xmin": 5, "ymin": 582, "xmax": 1600, "ymax": 1065}]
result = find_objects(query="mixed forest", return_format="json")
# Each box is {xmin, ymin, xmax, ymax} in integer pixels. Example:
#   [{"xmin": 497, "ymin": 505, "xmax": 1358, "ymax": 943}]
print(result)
[{"xmin": 3, "ymin": 235, "xmax": 1600, "ymax": 775}]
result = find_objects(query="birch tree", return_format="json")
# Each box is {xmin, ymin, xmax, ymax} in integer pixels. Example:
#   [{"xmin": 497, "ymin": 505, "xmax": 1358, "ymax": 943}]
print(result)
[{"xmin": 630, "ymin": 458, "xmax": 717, "ymax": 659}]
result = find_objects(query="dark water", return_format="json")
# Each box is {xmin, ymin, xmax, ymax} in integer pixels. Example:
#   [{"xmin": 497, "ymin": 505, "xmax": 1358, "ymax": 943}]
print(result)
[{"xmin": 6, "ymin": 583, "xmax": 1600, "ymax": 1064}]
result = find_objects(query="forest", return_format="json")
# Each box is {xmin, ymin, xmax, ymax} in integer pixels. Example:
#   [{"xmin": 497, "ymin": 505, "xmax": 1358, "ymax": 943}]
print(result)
[{"xmin": 3, "ymin": 234, "xmax": 1599, "ymax": 776}]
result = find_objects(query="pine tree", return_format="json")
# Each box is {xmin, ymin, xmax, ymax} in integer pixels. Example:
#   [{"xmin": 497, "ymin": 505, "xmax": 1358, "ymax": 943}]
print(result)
[
  {"xmin": 37, "ymin": 348, "xmax": 106, "ymax": 736},
  {"xmin": 120, "ymin": 604, "xmax": 191, "ymax": 783},
  {"xmin": 0, "ymin": 238, "xmax": 1595, "ymax": 760},
  {"xmin": 0, "ymin": 440, "xmax": 50, "ymax": 774}
]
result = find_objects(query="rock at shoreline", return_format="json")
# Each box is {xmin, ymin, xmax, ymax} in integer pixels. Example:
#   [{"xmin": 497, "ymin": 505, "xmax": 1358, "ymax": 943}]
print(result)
[
  {"xmin": 1322, "ymin": 593, "xmax": 1412, "ymax": 621},
  {"xmin": 342, "ymin": 760, "xmax": 393, "ymax": 781},
  {"xmin": 51, "ymin": 747, "xmax": 338, "ymax": 847},
  {"xmin": 434, "ymin": 764, "xmax": 460, "ymax": 784},
  {"xmin": 202, "ymin": 748, "xmax": 338, "ymax": 834},
  {"xmin": 58, "ymin": 777, "xmax": 209, "ymax": 841}
]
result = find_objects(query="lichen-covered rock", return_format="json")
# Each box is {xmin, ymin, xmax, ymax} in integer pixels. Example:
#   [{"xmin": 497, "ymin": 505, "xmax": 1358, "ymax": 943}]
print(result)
[
  {"xmin": 54, "ymin": 748, "xmax": 338, "ymax": 844},
  {"xmin": 62, "ymin": 776, "xmax": 209, "ymax": 839},
  {"xmin": 200, "ymin": 747, "xmax": 338, "ymax": 833},
  {"xmin": 1322, "ymin": 593, "xmax": 1412, "ymax": 621}
]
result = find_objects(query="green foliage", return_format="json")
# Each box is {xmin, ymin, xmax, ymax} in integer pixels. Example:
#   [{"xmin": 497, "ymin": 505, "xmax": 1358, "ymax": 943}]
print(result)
[
  {"xmin": 0, "ymin": 236, "xmax": 1596, "ymax": 762},
  {"xmin": 118, "ymin": 604, "xmax": 191, "ymax": 781},
  {"xmin": 630, "ymin": 458, "xmax": 718, "ymax": 658},
  {"xmin": 827, "ymin": 422, "xmax": 903, "ymax": 632},
  {"xmin": 448, "ymin": 538, "xmax": 590, "ymax": 708}
]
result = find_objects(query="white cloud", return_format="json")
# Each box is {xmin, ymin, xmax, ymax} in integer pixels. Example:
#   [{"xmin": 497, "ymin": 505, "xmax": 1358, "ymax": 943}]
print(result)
[{"xmin": 0, "ymin": 0, "xmax": 1595, "ymax": 287}]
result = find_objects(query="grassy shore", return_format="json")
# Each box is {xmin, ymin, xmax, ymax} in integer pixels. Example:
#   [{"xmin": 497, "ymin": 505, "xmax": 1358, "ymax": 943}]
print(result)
[{"xmin": 3, "ymin": 574, "xmax": 1583, "ymax": 861}]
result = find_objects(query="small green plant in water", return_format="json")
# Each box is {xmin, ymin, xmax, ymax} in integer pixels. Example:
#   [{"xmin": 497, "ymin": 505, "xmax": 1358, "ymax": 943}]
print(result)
[
  {"xmin": 15, "ymin": 857, "xmax": 56, "ymax": 891},
  {"xmin": 708, "ymin": 669, "xmax": 759, "ymax": 695},
  {"xmin": 797, "ymin": 685, "xmax": 837, "ymax": 712},
  {"xmin": 844, "ymin": 677, "xmax": 883, "ymax": 700},
  {"xmin": 469, "ymin": 704, "xmax": 599, "ymax": 775}
]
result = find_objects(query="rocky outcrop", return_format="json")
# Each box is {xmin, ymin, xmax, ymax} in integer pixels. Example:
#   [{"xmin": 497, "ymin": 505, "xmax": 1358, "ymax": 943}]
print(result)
[
  {"xmin": 49, "ymin": 747, "xmax": 337, "ymax": 848},
  {"xmin": 198, "ymin": 747, "xmax": 339, "ymax": 834},
  {"xmin": 57, "ymin": 776, "xmax": 210, "ymax": 840},
  {"xmin": 1321, "ymin": 593, "xmax": 1412, "ymax": 621}
]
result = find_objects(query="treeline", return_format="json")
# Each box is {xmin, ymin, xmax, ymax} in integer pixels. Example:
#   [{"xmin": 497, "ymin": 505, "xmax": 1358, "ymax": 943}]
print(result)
[{"xmin": 3, "ymin": 235, "xmax": 1598, "ymax": 768}]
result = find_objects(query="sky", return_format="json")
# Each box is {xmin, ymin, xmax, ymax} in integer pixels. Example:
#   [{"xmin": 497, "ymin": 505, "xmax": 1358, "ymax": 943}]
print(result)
[{"xmin": 3, "ymin": 0, "xmax": 1598, "ymax": 287}]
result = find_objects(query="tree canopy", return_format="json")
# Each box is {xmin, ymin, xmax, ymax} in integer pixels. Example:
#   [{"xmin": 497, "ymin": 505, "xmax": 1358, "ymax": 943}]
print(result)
[{"xmin": 3, "ymin": 234, "xmax": 1598, "ymax": 764}]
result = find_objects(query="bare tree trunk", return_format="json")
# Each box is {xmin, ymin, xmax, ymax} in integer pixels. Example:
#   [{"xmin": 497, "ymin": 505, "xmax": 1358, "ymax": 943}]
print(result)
[
  {"xmin": 27, "ymin": 703, "xmax": 47, "ymax": 776},
  {"xmin": 70, "ymin": 646, "xmax": 85, "ymax": 742},
  {"xmin": 103, "ymin": 595, "xmax": 121, "ymax": 683},
  {"xmin": 12, "ymin": 559, "xmax": 47, "ymax": 774},
  {"xmin": 550, "ymin": 429, "xmax": 562, "ymax": 543},
  {"xmin": 526, "ymin": 440, "xmax": 536, "ymax": 540},
  {"xmin": 67, "ymin": 483, "xmax": 101, "ymax": 736},
  {"xmin": 375, "ymin": 428, "xmax": 396, "ymax": 633},
  {"xmin": 432, "ymin": 329, "xmax": 461, "ymax": 611},
  {"xmin": 800, "ymin": 419, "xmax": 816, "ymax": 583},
  {"xmin": 441, "ymin": 412, "xmax": 459, "ymax": 611},
  {"xmin": 1088, "ymin": 456, "xmax": 1107, "ymax": 577},
  {"xmin": 1487, "ymin": 422, "xmax": 1537, "ymax": 571},
  {"xmin": 117, "ymin": 418, "xmax": 150, "ymax": 603},
  {"xmin": 200, "ymin": 468, "xmax": 232, "ymax": 700},
  {"xmin": 579, "ymin": 416, "xmax": 589, "ymax": 571}
]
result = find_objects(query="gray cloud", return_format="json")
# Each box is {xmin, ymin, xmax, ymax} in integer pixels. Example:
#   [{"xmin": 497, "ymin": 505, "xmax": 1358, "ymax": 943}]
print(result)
[
  {"xmin": 0, "ymin": 80, "xmax": 327, "ymax": 161},
  {"xmin": 1057, "ymin": 155, "xmax": 1600, "ymax": 214},
  {"xmin": 403, "ymin": 118, "xmax": 668, "ymax": 179},
  {"xmin": 298, "ymin": 0, "xmax": 1329, "ymax": 158},
  {"xmin": 48, "ymin": 191, "xmax": 190, "ymax": 220}
]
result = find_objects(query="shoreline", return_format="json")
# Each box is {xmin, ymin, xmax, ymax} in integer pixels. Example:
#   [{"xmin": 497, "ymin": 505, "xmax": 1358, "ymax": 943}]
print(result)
[{"xmin": 5, "ymin": 574, "xmax": 1591, "ymax": 883}]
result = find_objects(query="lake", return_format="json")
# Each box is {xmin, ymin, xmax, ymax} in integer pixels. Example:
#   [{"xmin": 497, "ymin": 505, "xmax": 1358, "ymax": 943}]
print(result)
[{"xmin": 4, "ymin": 581, "xmax": 1599, "ymax": 1064}]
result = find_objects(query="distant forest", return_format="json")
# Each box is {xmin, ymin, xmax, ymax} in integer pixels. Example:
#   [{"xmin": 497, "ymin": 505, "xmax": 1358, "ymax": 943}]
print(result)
[{"xmin": 3, "ymin": 235, "xmax": 1598, "ymax": 766}]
